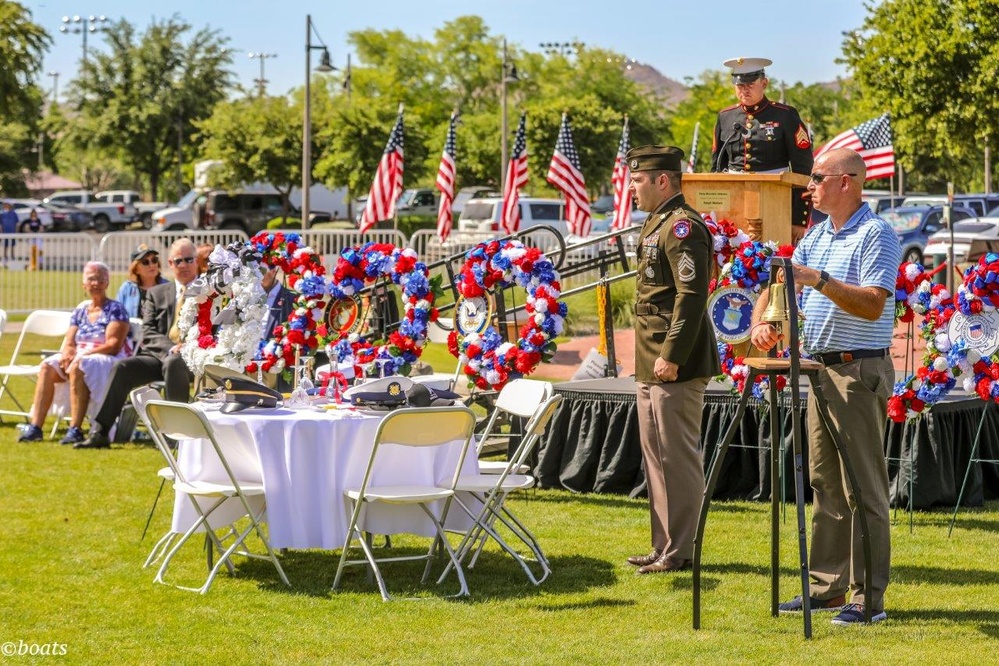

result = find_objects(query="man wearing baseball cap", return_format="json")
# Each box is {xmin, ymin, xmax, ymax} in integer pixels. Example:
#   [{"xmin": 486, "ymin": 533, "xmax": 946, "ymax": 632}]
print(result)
[{"xmin": 711, "ymin": 57, "xmax": 813, "ymax": 242}]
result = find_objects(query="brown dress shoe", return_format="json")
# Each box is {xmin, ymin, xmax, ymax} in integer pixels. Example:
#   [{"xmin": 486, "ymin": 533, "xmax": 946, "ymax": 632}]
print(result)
[
  {"xmin": 627, "ymin": 549, "xmax": 662, "ymax": 567},
  {"xmin": 637, "ymin": 554, "xmax": 692, "ymax": 574}
]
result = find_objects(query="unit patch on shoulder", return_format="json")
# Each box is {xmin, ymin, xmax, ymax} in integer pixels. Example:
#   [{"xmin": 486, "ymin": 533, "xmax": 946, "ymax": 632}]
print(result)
[
  {"xmin": 673, "ymin": 219, "xmax": 691, "ymax": 239},
  {"xmin": 795, "ymin": 124, "xmax": 811, "ymax": 149}
]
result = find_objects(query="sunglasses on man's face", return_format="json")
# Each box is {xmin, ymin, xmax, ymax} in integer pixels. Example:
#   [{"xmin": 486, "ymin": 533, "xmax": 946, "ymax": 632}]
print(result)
[
  {"xmin": 809, "ymin": 172, "xmax": 858, "ymax": 184},
  {"xmin": 170, "ymin": 256, "xmax": 196, "ymax": 266},
  {"xmin": 140, "ymin": 257, "xmax": 160, "ymax": 266}
]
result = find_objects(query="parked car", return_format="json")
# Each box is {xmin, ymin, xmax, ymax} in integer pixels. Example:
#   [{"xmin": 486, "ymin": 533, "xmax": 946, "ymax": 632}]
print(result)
[
  {"xmin": 861, "ymin": 190, "xmax": 902, "ymax": 214},
  {"xmin": 396, "ymin": 188, "xmax": 438, "ymax": 219},
  {"xmin": 94, "ymin": 190, "xmax": 170, "ymax": 228},
  {"xmin": 38, "ymin": 202, "xmax": 93, "ymax": 232},
  {"xmin": 151, "ymin": 188, "xmax": 208, "ymax": 231},
  {"xmin": 43, "ymin": 189, "xmax": 136, "ymax": 232},
  {"xmin": 451, "ymin": 186, "xmax": 499, "ymax": 216},
  {"xmin": 591, "ymin": 194, "xmax": 615, "ymax": 216},
  {"xmin": 196, "ymin": 190, "xmax": 329, "ymax": 234},
  {"xmin": 456, "ymin": 197, "xmax": 568, "ymax": 235},
  {"xmin": 922, "ymin": 217, "xmax": 999, "ymax": 268},
  {"xmin": 882, "ymin": 204, "xmax": 975, "ymax": 264},
  {"xmin": 900, "ymin": 193, "xmax": 999, "ymax": 218},
  {"xmin": 2, "ymin": 198, "xmax": 53, "ymax": 231}
]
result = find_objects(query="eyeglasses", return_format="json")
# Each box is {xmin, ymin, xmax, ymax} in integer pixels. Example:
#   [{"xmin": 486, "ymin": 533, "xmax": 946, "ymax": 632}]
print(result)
[
  {"xmin": 170, "ymin": 256, "xmax": 196, "ymax": 266},
  {"xmin": 140, "ymin": 257, "xmax": 160, "ymax": 266},
  {"xmin": 809, "ymin": 172, "xmax": 858, "ymax": 184}
]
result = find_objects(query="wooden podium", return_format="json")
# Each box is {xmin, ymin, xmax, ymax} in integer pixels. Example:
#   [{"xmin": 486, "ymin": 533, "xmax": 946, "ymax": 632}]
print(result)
[{"xmin": 681, "ymin": 172, "xmax": 810, "ymax": 246}]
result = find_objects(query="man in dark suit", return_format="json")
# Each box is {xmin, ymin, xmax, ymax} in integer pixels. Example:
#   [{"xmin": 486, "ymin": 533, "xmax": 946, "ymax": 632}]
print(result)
[
  {"xmin": 76, "ymin": 239, "xmax": 199, "ymax": 449},
  {"xmin": 260, "ymin": 266, "xmax": 295, "ymax": 393},
  {"xmin": 626, "ymin": 145, "xmax": 719, "ymax": 574}
]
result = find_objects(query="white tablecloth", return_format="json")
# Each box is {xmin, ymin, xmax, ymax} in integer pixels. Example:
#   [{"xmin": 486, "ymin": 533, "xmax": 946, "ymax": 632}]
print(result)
[{"xmin": 170, "ymin": 404, "xmax": 477, "ymax": 549}]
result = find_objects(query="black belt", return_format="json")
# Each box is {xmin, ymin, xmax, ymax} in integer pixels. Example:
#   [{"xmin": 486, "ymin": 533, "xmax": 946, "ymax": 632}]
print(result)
[{"xmin": 815, "ymin": 348, "xmax": 888, "ymax": 365}]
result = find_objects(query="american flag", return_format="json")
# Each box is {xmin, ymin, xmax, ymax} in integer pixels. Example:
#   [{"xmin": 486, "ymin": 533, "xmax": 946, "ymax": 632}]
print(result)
[
  {"xmin": 359, "ymin": 106, "xmax": 405, "ymax": 234},
  {"xmin": 435, "ymin": 112, "xmax": 458, "ymax": 240},
  {"xmin": 814, "ymin": 113, "xmax": 895, "ymax": 181},
  {"xmin": 547, "ymin": 113, "xmax": 592, "ymax": 236},
  {"xmin": 687, "ymin": 121, "xmax": 700, "ymax": 174},
  {"xmin": 610, "ymin": 117, "xmax": 632, "ymax": 232},
  {"xmin": 502, "ymin": 113, "xmax": 529, "ymax": 235}
]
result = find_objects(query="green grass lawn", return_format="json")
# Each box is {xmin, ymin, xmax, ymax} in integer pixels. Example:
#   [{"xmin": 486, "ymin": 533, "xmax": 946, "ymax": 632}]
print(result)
[{"xmin": 3, "ymin": 310, "xmax": 999, "ymax": 663}]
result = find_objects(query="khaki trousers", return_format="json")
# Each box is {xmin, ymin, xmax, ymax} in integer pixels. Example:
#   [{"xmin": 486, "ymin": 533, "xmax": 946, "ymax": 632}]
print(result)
[
  {"xmin": 636, "ymin": 377, "xmax": 709, "ymax": 560},
  {"xmin": 807, "ymin": 356, "xmax": 893, "ymax": 611}
]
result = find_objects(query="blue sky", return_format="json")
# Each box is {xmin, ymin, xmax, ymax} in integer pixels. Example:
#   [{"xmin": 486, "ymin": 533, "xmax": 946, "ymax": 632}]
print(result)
[{"xmin": 30, "ymin": 0, "xmax": 872, "ymax": 99}]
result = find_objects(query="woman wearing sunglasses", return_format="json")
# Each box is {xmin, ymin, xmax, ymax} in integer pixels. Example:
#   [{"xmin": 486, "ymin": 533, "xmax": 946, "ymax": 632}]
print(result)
[{"xmin": 117, "ymin": 244, "xmax": 168, "ymax": 318}]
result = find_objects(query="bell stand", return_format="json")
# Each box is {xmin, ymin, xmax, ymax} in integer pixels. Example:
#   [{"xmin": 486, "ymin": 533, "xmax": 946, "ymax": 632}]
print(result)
[{"xmin": 691, "ymin": 257, "xmax": 874, "ymax": 637}]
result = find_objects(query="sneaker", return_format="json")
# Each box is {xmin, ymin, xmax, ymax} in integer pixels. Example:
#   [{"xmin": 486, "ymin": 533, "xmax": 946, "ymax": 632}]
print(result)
[
  {"xmin": 59, "ymin": 426, "xmax": 86, "ymax": 445},
  {"xmin": 778, "ymin": 594, "xmax": 846, "ymax": 614},
  {"xmin": 831, "ymin": 603, "xmax": 887, "ymax": 626},
  {"xmin": 73, "ymin": 431, "xmax": 110, "ymax": 450},
  {"xmin": 17, "ymin": 424, "xmax": 44, "ymax": 442}
]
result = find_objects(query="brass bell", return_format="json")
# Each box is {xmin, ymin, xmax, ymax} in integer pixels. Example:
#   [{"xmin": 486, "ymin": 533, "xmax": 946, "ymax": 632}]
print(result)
[{"xmin": 761, "ymin": 279, "xmax": 791, "ymax": 350}]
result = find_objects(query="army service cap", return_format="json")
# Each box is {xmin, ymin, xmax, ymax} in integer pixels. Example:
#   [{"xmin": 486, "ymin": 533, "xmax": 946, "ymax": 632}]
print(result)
[
  {"xmin": 723, "ymin": 56, "xmax": 772, "ymax": 84},
  {"xmin": 626, "ymin": 145, "xmax": 685, "ymax": 173}
]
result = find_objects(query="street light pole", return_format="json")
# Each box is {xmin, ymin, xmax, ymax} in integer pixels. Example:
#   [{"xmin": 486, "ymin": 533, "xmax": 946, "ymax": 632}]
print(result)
[
  {"xmin": 302, "ymin": 14, "xmax": 336, "ymax": 230},
  {"xmin": 540, "ymin": 41, "xmax": 584, "ymax": 57},
  {"xmin": 500, "ymin": 40, "xmax": 520, "ymax": 189},
  {"xmin": 249, "ymin": 51, "xmax": 277, "ymax": 96},
  {"xmin": 47, "ymin": 71, "xmax": 59, "ymax": 106}
]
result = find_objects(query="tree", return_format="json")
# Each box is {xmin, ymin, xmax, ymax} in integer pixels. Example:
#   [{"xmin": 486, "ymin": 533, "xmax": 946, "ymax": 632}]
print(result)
[
  {"xmin": 842, "ymin": 0, "xmax": 999, "ymax": 191},
  {"xmin": 0, "ymin": 1, "xmax": 50, "ymax": 194},
  {"xmin": 197, "ymin": 95, "xmax": 303, "ymax": 219},
  {"xmin": 67, "ymin": 15, "xmax": 235, "ymax": 200},
  {"xmin": 670, "ymin": 71, "xmax": 733, "ymax": 173}
]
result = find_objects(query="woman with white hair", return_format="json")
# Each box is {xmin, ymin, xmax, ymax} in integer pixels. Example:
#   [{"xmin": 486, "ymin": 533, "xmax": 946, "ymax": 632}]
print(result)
[{"xmin": 18, "ymin": 262, "xmax": 131, "ymax": 444}]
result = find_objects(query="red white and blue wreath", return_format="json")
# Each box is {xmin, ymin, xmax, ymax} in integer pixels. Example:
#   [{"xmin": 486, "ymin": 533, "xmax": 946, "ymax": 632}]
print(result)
[
  {"xmin": 449, "ymin": 239, "xmax": 566, "ymax": 391},
  {"xmin": 320, "ymin": 242, "xmax": 438, "ymax": 378}
]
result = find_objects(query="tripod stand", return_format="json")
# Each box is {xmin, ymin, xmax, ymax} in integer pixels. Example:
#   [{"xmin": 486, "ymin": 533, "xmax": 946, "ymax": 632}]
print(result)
[{"xmin": 691, "ymin": 257, "xmax": 873, "ymax": 637}]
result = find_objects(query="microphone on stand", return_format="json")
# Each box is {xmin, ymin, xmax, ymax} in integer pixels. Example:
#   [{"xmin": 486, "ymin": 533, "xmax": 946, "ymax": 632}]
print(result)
[{"xmin": 712, "ymin": 122, "xmax": 746, "ymax": 172}]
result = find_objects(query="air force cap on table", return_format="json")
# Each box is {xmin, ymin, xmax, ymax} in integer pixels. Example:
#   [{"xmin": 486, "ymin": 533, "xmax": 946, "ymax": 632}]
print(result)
[
  {"xmin": 626, "ymin": 145, "xmax": 685, "ymax": 172},
  {"xmin": 723, "ymin": 56, "xmax": 772, "ymax": 84}
]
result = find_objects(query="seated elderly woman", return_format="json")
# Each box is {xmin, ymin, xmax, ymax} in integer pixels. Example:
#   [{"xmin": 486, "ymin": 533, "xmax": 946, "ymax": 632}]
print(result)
[{"xmin": 18, "ymin": 262, "xmax": 131, "ymax": 444}]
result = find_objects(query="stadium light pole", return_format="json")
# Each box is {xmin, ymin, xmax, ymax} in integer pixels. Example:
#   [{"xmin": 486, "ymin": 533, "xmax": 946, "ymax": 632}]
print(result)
[
  {"xmin": 500, "ymin": 39, "xmax": 520, "ymax": 189},
  {"xmin": 302, "ymin": 14, "xmax": 336, "ymax": 230},
  {"xmin": 248, "ymin": 51, "xmax": 278, "ymax": 97},
  {"xmin": 59, "ymin": 15, "xmax": 110, "ymax": 71}
]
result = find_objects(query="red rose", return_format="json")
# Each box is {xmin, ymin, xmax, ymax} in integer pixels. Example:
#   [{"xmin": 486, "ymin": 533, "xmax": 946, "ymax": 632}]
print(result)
[{"xmin": 197, "ymin": 334, "xmax": 216, "ymax": 349}]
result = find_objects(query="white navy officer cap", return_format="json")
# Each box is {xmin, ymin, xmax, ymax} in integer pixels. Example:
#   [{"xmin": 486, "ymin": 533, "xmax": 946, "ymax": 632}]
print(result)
[{"xmin": 723, "ymin": 57, "xmax": 772, "ymax": 84}]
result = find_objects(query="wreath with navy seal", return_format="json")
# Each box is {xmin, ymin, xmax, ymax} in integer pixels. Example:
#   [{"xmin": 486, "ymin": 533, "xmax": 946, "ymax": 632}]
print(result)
[{"xmin": 449, "ymin": 239, "xmax": 566, "ymax": 391}]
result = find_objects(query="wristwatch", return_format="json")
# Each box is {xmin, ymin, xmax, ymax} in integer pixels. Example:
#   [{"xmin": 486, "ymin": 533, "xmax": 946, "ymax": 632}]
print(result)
[{"xmin": 814, "ymin": 270, "xmax": 830, "ymax": 293}]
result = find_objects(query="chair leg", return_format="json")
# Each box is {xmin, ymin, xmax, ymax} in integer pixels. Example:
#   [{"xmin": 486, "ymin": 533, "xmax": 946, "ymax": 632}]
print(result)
[{"xmin": 141, "ymin": 478, "xmax": 167, "ymax": 541}]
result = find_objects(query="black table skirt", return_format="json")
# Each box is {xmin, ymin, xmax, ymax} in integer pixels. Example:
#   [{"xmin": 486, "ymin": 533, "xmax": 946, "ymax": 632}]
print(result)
[{"xmin": 536, "ymin": 377, "xmax": 999, "ymax": 509}]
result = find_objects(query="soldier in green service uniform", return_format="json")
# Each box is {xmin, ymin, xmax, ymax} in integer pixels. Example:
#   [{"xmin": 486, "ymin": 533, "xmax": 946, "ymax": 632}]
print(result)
[{"xmin": 625, "ymin": 145, "xmax": 720, "ymax": 575}]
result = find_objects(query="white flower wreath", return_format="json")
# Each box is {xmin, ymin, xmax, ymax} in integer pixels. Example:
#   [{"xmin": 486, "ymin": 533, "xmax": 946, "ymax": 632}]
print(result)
[{"xmin": 179, "ymin": 244, "xmax": 270, "ymax": 376}]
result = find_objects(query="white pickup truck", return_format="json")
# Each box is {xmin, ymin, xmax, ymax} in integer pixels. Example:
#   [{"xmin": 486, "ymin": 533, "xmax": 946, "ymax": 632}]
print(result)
[
  {"xmin": 94, "ymin": 190, "xmax": 171, "ymax": 228},
  {"xmin": 43, "ymin": 190, "xmax": 139, "ymax": 232}
]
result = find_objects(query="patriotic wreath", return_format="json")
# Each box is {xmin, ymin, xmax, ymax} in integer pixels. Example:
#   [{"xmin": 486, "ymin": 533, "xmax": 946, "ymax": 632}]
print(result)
[
  {"xmin": 887, "ymin": 253, "xmax": 999, "ymax": 422},
  {"xmin": 178, "ymin": 242, "xmax": 269, "ymax": 376},
  {"xmin": 449, "ymin": 239, "xmax": 566, "ymax": 391},
  {"xmin": 246, "ymin": 231, "xmax": 328, "ymax": 376},
  {"xmin": 319, "ymin": 243, "xmax": 438, "ymax": 378}
]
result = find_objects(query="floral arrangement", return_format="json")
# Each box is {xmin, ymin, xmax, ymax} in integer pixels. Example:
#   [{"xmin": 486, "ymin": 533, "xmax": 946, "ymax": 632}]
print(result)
[
  {"xmin": 704, "ymin": 216, "xmax": 750, "ymax": 269},
  {"xmin": 717, "ymin": 341, "xmax": 788, "ymax": 399},
  {"xmin": 247, "ymin": 231, "xmax": 329, "ymax": 376},
  {"xmin": 895, "ymin": 261, "xmax": 950, "ymax": 323},
  {"xmin": 320, "ymin": 243, "xmax": 438, "ymax": 378},
  {"xmin": 179, "ymin": 243, "xmax": 269, "ymax": 376},
  {"xmin": 887, "ymin": 253, "xmax": 999, "ymax": 422},
  {"xmin": 449, "ymin": 239, "xmax": 566, "ymax": 391}
]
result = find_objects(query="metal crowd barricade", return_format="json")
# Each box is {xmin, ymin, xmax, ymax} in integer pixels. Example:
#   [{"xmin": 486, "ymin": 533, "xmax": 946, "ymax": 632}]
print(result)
[
  {"xmin": 96, "ymin": 230, "xmax": 250, "ymax": 274},
  {"xmin": 0, "ymin": 232, "xmax": 100, "ymax": 314}
]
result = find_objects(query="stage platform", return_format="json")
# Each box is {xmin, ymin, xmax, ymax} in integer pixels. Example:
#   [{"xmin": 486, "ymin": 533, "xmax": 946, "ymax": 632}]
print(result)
[{"xmin": 536, "ymin": 376, "xmax": 999, "ymax": 509}]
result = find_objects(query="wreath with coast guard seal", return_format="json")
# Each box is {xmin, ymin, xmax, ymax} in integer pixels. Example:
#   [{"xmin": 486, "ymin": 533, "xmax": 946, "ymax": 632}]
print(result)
[{"xmin": 449, "ymin": 239, "xmax": 566, "ymax": 391}]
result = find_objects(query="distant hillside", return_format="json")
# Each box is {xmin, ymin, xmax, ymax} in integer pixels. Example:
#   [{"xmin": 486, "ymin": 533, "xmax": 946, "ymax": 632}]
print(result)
[{"xmin": 624, "ymin": 62, "xmax": 689, "ymax": 106}]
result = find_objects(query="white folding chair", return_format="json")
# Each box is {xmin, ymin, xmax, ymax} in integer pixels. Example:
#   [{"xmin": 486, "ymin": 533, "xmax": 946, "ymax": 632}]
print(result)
[
  {"xmin": 332, "ymin": 406, "xmax": 477, "ymax": 601},
  {"xmin": 143, "ymin": 400, "xmax": 290, "ymax": 594},
  {"xmin": 132, "ymin": 386, "xmax": 179, "ymax": 551},
  {"xmin": 476, "ymin": 379, "xmax": 553, "ymax": 474},
  {"xmin": 441, "ymin": 394, "xmax": 563, "ymax": 586},
  {"xmin": 0, "ymin": 309, "xmax": 72, "ymax": 422}
]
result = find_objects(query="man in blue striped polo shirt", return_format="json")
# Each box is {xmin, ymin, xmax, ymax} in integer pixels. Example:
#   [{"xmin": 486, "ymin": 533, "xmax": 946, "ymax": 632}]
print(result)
[{"xmin": 750, "ymin": 147, "xmax": 901, "ymax": 625}]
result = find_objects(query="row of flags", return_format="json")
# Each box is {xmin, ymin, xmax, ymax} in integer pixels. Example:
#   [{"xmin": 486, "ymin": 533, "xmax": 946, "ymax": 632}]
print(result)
[{"xmin": 359, "ymin": 109, "xmax": 899, "ymax": 239}]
